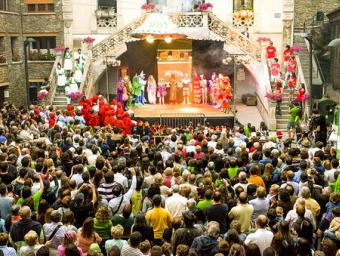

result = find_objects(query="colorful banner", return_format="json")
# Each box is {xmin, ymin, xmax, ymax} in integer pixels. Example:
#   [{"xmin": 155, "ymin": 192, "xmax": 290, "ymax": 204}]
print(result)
[{"xmin": 157, "ymin": 61, "xmax": 192, "ymax": 83}]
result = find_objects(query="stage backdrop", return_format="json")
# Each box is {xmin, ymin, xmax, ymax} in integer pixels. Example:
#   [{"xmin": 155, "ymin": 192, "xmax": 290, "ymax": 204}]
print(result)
[{"xmin": 157, "ymin": 59, "xmax": 192, "ymax": 83}]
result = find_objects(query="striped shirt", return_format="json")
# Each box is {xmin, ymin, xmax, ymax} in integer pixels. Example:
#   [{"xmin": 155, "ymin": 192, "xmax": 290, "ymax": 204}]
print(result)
[{"xmin": 97, "ymin": 182, "xmax": 116, "ymax": 201}]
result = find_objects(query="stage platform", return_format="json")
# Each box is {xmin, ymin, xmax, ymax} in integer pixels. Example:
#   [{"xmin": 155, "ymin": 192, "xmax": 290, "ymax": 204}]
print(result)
[{"xmin": 131, "ymin": 104, "xmax": 235, "ymax": 127}]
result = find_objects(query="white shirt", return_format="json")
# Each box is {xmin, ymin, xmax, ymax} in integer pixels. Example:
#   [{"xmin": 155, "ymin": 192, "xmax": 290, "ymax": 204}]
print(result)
[
  {"xmin": 71, "ymin": 173, "xmax": 84, "ymax": 187},
  {"xmin": 165, "ymin": 193, "xmax": 188, "ymax": 218},
  {"xmin": 245, "ymin": 229, "xmax": 273, "ymax": 255},
  {"xmin": 109, "ymin": 176, "xmax": 136, "ymax": 214},
  {"xmin": 324, "ymin": 169, "xmax": 336, "ymax": 185},
  {"xmin": 114, "ymin": 173, "xmax": 128, "ymax": 189}
]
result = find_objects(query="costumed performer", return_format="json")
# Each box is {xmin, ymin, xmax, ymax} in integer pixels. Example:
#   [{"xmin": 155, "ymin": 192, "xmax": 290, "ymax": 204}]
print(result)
[
  {"xmin": 210, "ymin": 73, "xmax": 219, "ymax": 107},
  {"xmin": 63, "ymin": 47, "xmax": 73, "ymax": 75},
  {"xmin": 56, "ymin": 62, "xmax": 66, "ymax": 93},
  {"xmin": 192, "ymin": 75, "xmax": 201, "ymax": 104},
  {"xmin": 74, "ymin": 59, "xmax": 83, "ymax": 84},
  {"xmin": 220, "ymin": 75, "xmax": 232, "ymax": 113},
  {"xmin": 116, "ymin": 80, "xmax": 126, "ymax": 110},
  {"xmin": 157, "ymin": 79, "xmax": 167, "ymax": 105},
  {"xmin": 65, "ymin": 72, "xmax": 79, "ymax": 104},
  {"xmin": 74, "ymin": 49, "xmax": 86, "ymax": 66},
  {"xmin": 132, "ymin": 74, "xmax": 143, "ymax": 106},
  {"xmin": 147, "ymin": 75, "xmax": 157, "ymax": 104},
  {"xmin": 139, "ymin": 71, "xmax": 147, "ymax": 104},
  {"xmin": 200, "ymin": 74, "xmax": 208, "ymax": 104},
  {"xmin": 123, "ymin": 75, "xmax": 132, "ymax": 107},
  {"xmin": 181, "ymin": 73, "xmax": 191, "ymax": 104},
  {"xmin": 169, "ymin": 73, "xmax": 178, "ymax": 104}
]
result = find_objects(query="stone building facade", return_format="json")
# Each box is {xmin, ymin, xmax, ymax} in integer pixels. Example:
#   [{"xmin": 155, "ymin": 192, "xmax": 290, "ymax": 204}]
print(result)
[
  {"xmin": 327, "ymin": 7, "xmax": 340, "ymax": 91},
  {"xmin": 0, "ymin": 0, "xmax": 63, "ymax": 106}
]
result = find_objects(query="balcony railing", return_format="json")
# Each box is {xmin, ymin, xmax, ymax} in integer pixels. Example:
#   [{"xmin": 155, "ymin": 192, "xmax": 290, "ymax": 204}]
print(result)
[{"xmin": 96, "ymin": 7, "xmax": 117, "ymax": 29}]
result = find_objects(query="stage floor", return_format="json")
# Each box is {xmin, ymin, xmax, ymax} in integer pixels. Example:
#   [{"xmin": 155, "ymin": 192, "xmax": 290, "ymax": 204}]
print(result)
[{"xmin": 131, "ymin": 104, "xmax": 234, "ymax": 118}]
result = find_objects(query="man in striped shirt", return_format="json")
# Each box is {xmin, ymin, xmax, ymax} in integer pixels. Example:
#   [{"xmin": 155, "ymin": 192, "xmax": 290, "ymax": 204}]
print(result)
[{"xmin": 97, "ymin": 171, "xmax": 116, "ymax": 202}]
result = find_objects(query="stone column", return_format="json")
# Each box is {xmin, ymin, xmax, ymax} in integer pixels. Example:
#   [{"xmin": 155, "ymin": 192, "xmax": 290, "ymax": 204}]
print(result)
[{"xmin": 62, "ymin": 0, "xmax": 73, "ymax": 48}]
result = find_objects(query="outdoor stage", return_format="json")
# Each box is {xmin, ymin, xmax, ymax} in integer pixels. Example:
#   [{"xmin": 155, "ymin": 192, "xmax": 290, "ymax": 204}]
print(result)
[{"xmin": 131, "ymin": 104, "xmax": 235, "ymax": 127}]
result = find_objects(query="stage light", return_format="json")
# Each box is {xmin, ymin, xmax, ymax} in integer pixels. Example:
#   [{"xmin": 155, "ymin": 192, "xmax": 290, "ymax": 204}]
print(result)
[
  {"xmin": 146, "ymin": 35, "xmax": 154, "ymax": 43},
  {"xmin": 164, "ymin": 37, "xmax": 172, "ymax": 43}
]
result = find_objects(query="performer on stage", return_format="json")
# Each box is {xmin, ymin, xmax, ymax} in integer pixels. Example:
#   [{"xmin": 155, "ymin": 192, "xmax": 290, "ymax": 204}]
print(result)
[
  {"xmin": 210, "ymin": 73, "xmax": 219, "ymax": 106},
  {"xmin": 192, "ymin": 75, "xmax": 201, "ymax": 104},
  {"xmin": 200, "ymin": 74, "xmax": 208, "ymax": 104},
  {"xmin": 132, "ymin": 74, "xmax": 143, "ymax": 106},
  {"xmin": 123, "ymin": 75, "xmax": 132, "ymax": 107},
  {"xmin": 221, "ymin": 75, "xmax": 233, "ymax": 113},
  {"xmin": 74, "ymin": 59, "xmax": 83, "ymax": 84},
  {"xmin": 116, "ymin": 80, "xmax": 126, "ymax": 109},
  {"xmin": 182, "ymin": 74, "xmax": 191, "ymax": 104},
  {"xmin": 139, "ymin": 71, "xmax": 147, "ymax": 104},
  {"xmin": 74, "ymin": 49, "xmax": 86, "ymax": 66},
  {"xmin": 169, "ymin": 74, "xmax": 178, "ymax": 104},
  {"xmin": 147, "ymin": 75, "xmax": 157, "ymax": 104},
  {"xmin": 157, "ymin": 79, "xmax": 167, "ymax": 105}
]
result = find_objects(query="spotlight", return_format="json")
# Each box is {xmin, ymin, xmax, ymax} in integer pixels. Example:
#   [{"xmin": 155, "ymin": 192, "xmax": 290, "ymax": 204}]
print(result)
[
  {"xmin": 146, "ymin": 35, "xmax": 154, "ymax": 43},
  {"xmin": 164, "ymin": 37, "xmax": 172, "ymax": 43}
]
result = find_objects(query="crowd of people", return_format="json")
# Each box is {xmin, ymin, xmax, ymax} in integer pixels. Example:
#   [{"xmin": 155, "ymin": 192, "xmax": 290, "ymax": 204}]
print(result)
[{"xmin": 0, "ymin": 99, "xmax": 338, "ymax": 256}]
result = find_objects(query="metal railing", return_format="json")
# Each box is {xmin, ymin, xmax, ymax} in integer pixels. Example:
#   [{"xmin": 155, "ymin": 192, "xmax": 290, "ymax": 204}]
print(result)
[
  {"xmin": 46, "ymin": 55, "xmax": 62, "ymax": 105},
  {"xmin": 160, "ymin": 113, "xmax": 206, "ymax": 127}
]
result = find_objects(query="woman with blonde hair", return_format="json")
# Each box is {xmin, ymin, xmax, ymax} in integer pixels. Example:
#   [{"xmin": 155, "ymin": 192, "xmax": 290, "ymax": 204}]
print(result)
[
  {"xmin": 94, "ymin": 206, "xmax": 113, "ymax": 242},
  {"xmin": 147, "ymin": 75, "xmax": 157, "ymax": 104},
  {"xmin": 105, "ymin": 224, "xmax": 127, "ymax": 254},
  {"xmin": 19, "ymin": 230, "xmax": 43, "ymax": 256}
]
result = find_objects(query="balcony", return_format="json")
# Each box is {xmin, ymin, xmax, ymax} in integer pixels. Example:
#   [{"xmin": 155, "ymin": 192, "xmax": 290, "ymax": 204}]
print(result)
[{"xmin": 96, "ymin": 7, "xmax": 117, "ymax": 29}]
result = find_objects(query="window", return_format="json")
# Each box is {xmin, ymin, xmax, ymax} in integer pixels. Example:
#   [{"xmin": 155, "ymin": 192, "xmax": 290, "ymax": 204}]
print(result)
[
  {"xmin": 0, "ymin": 0, "xmax": 8, "ymax": 11},
  {"xmin": 98, "ymin": 0, "xmax": 117, "ymax": 8},
  {"xmin": 0, "ymin": 37, "xmax": 6, "ymax": 63},
  {"xmin": 233, "ymin": 0, "xmax": 253, "ymax": 10},
  {"xmin": 31, "ymin": 36, "xmax": 56, "ymax": 51},
  {"xmin": 25, "ymin": 0, "xmax": 55, "ymax": 12},
  {"xmin": 11, "ymin": 37, "xmax": 20, "ymax": 62}
]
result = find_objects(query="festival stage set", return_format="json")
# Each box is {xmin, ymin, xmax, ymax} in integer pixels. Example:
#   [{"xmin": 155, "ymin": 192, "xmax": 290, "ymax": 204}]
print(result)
[{"xmin": 118, "ymin": 39, "xmax": 236, "ymax": 127}]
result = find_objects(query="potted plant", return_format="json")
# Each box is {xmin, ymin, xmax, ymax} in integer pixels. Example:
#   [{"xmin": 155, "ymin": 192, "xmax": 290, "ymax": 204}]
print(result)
[
  {"xmin": 141, "ymin": 3, "xmax": 155, "ymax": 12},
  {"xmin": 83, "ymin": 37, "xmax": 95, "ymax": 50},
  {"xmin": 37, "ymin": 89, "xmax": 49, "ymax": 103},
  {"xmin": 198, "ymin": 2, "xmax": 213, "ymax": 12},
  {"xmin": 54, "ymin": 45, "xmax": 65, "ymax": 56},
  {"xmin": 68, "ymin": 92, "xmax": 83, "ymax": 103}
]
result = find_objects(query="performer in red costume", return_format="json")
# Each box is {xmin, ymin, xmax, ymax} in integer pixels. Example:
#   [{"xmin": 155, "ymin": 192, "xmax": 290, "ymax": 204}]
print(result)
[
  {"xmin": 67, "ymin": 104, "xmax": 75, "ymax": 117},
  {"xmin": 266, "ymin": 41, "xmax": 277, "ymax": 66},
  {"xmin": 283, "ymin": 45, "xmax": 293, "ymax": 73},
  {"xmin": 220, "ymin": 76, "xmax": 233, "ymax": 113},
  {"xmin": 192, "ymin": 75, "xmax": 201, "ymax": 104},
  {"xmin": 49, "ymin": 112, "xmax": 56, "ymax": 128},
  {"xmin": 122, "ymin": 112, "xmax": 134, "ymax": 134}
]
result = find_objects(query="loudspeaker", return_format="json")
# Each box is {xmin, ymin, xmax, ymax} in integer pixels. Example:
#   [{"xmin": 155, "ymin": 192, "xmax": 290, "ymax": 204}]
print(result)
[{"xmin": 311, "ymin": 84, "xmax": 323, "ymax": 99}]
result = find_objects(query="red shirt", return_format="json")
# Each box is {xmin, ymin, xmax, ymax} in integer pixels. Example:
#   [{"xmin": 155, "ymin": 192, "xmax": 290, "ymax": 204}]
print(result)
[
  {"xmin": 266, "ymin": 46, "xmax": 276, "ymax": 59},
  {"xmin": 288, "ymin": 76, "xmax": 297, "ymax": 88},
  {"xmin": 283, "ymin": 49, "xmax": 293, "ymax": 62},
  {"xmin": 288, "ymin": 59, "xmax": 297, "ymax": 73},
  {"xmin": 271, "ymin": 63, "xmax": 280, "ymax": 76}
]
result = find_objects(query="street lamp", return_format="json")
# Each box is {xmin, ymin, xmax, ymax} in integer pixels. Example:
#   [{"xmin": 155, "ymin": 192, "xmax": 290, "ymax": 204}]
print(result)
[
  {"xmin": 23, "ymin": 37, "xmax": 36, "ymax": 107},
  {"xmin": 222, "ymin": 53, "xmax": 251, "ymax": 129},
  {"xmin": 104, "ymin": 55, "xmax": 121, "ymax": 102}
]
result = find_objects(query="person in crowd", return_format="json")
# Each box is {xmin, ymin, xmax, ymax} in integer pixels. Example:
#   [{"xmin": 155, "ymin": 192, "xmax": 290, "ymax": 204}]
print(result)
[{"xmin": 0, "ymin": 100, "xmax": 336, "ymax": 256}]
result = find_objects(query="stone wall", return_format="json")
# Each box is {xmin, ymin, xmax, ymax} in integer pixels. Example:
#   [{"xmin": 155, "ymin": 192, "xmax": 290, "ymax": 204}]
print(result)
[
  {"xmin": 0, "ymin": 65, "xmax": 9, "ymax": 84},
  {"xmin": 8, "ymin": 63, "xmax": 26, "ymax": 107},
  {"xmin": 28, "ymin": 62, "xmax": 54, "ymax": 80},
  {"xmin": 294, "ymin": 0, "xmax": 340, "ymax": 28}
]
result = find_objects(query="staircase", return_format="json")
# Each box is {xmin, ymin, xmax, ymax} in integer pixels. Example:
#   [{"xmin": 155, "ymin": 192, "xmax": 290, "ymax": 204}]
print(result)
[
  {"xmin": 46, "ymin": 55, "xmax": 62, "ymax": 105},
  {"xmin": 274, "ymin": 90, "xmax": 291, "ymax": 130},
  {"xmin": 52, "ymin": 91, "xmax": 68, "ymax": 107}
]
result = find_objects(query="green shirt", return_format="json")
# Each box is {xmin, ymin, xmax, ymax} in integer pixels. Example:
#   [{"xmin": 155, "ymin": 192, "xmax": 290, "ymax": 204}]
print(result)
[
  {"xmin": 16, "ymin": 191, "xmax": 42, "ymax": 212},
  {"xmin": 289, "ymin": 107, "xmax": 299, "ymax": 123},
  {"xmin": 196, "ymin": 199, "xmax": 213, "ymax": 211},
  {"xmin": 228, "ymin": 167, "xmax": 239, "ymax": 178},
  {"xmin": 94, "ymin": 218, "xmax": 112, "ymax": 241}
]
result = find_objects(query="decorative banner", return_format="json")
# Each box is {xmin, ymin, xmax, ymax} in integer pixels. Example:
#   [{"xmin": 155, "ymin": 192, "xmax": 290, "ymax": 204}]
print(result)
[{"xmin": 157, "ymin": 61, "xmax": 192, "ymax": 84}]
